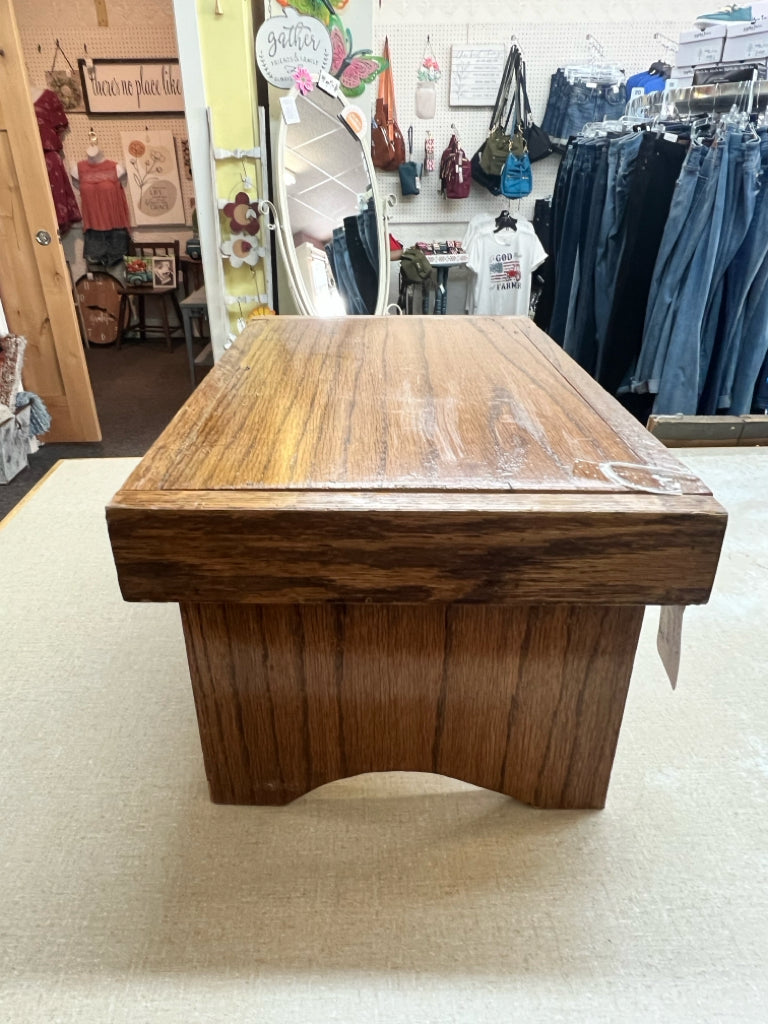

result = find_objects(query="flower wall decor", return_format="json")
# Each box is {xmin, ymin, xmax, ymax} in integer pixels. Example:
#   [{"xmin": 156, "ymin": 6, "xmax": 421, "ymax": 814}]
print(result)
[
  {"xmin": 292, "ymin": 65, "xmax": 314, "ymax": 95},
  {"xmin": 222, "ymin": 192, "xmax": 261, "ymax": 236},
  {"xmin": 221, "ymin": 236, "xmax": 262, "ymax": 268}
]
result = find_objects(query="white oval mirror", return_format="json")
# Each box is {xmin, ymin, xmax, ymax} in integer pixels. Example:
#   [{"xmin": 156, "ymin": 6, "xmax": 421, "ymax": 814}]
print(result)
[{"xmin": 275, "ymin": 85, "xmax": 390, "ymax": 316}]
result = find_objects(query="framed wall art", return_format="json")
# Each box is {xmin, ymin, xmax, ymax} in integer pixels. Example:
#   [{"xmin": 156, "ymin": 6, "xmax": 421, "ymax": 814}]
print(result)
[{"xmin": 121, "ymin": 130, "xmax": 186, "ymax": 226}]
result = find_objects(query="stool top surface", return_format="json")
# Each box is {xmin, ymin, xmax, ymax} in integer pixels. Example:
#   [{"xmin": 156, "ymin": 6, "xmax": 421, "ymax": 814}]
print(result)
[
  {"xmin": 121, "ymin": 316, "xmax": 711, "ymax": 499},
  {"xmin": 107, "ymin": 317, "xmax": 726, "ymax": 606}
]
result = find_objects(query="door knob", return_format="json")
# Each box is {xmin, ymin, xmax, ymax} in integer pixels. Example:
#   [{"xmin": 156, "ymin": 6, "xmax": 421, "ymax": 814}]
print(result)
[{"xmin": 35, "ymin": 230, "xmax": 52, "ymax": 246}]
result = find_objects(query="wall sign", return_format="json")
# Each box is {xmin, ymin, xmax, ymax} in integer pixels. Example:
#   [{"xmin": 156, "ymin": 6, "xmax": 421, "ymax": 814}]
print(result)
[
  {"xmin": 121, "ymin": 130, "xmax": 186, "ymax": 226},
  {"xmin": 255, "ymin": 7, "xmax": 332, "ymax": 90},
  {"xmin": 79, "ymin": 59, "xmax": 185, "ymax": 115},
  {"xmin": 449, "ymin": 46, "xmax": 507, "ymax": 106}
]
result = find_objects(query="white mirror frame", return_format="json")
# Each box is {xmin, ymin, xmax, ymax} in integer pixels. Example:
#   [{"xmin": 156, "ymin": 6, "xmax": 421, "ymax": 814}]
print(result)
[{"xmin": 268, "ymin": 84, "xmax": 392, "ymax": 317}]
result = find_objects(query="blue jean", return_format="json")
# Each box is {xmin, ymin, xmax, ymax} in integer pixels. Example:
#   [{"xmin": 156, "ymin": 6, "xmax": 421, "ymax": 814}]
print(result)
[
  {"xmin": 542, "ymin": 70, "xmax": 568, "ymax": 137},
  {"xmin": 697, "ymin": 130, "xmax": 761, "ymax": 410},
  {"xmin": 730, "ymin": 242, "xmax": 768, "ymax": 413},
  {"xmin": 701, "ymin": 131, "xmax": 768, "ymax": 412},
  {"xmin": 633, "ymin": 145, "xmax": 707, "ymax": 394},
  {"xmin": 594, "ymin": 132, "xmax": 645, "ymax": 347},
  {"xmin": 652, "ymin": 141, "xmax": 729, "ymax": 414},
  {"xmin": 549, "ymin": 141, "xmax": 600, "ymax": 344},
  {"xmin": 332, "ymin": 228, "xmax": 368, "ymax": 315},
  {"xmin": 563, "ymin": 138, "xmax": 610, "ymax": 374}
]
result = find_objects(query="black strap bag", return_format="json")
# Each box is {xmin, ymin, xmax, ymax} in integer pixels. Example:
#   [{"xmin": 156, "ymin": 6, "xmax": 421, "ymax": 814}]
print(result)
[{"xmin": 519, "ymin": 56, "xmax": 553, "ymax": 163}]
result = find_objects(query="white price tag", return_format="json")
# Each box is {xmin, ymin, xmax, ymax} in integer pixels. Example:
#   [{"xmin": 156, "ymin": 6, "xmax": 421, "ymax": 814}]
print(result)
[
  {"xmin": 664, "ymin": 79, "xmax": 679, "ymax": 92},
  {"xmin": 631, "ymin": 87, "xmax": 645, "ymax": 101},
  {"xmin": 657, "ymin": 606, "xmax": 685, "ymax": 690},
  {"xmin": 317, "ymin": 70, "xmax": 341, "ymax": 97},
  {"xmin": 236, "ymin": 317, "xmax": 247, "ymax": 334},
  {"xmin": 280, "ymin": 95, "xmax": 300, "ymax": 124}
]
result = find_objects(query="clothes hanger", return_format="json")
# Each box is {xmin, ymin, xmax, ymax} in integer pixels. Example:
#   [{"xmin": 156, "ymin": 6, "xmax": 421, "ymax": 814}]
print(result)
[{"xmin": 494, "ymin": 208, "xmax": 517, "ymax": 232}]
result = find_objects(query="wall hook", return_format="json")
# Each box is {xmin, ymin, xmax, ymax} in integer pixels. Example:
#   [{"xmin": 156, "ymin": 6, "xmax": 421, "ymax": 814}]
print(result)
[{"xmin": 214, "ymin": 0, "xmax": 223, "ymax": 14}]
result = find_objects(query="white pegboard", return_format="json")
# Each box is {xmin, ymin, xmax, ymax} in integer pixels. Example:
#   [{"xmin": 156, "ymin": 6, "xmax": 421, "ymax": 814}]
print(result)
[
  {"xmin": 20, "ymin": 24, "xmax": 194, "ymax": 234},
  {"xmin": 376, "ymin": 20, "xmax": 691, "ymax": 227}
]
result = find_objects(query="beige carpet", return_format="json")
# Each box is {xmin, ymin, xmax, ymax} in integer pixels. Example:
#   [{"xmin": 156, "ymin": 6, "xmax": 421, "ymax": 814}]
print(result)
[{"xmin": 1, "ymin": 452, "xmax": 766, "ymax": 1023}]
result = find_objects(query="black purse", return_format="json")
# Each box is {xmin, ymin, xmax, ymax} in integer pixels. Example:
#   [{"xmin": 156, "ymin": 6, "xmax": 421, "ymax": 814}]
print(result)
[{"xmin": 519, "ymin": 57, "xmax": 552, "ymax": 163}]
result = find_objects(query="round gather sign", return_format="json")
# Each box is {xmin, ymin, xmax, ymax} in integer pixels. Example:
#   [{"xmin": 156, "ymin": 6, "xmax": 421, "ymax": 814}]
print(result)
[{"xmin": 255, "ymin": 7, "xmax": 332, "ymax": 89}]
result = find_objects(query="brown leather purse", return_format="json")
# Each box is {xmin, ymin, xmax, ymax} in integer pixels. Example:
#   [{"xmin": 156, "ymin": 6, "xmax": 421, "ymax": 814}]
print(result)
[{"xmin": 371, "ymin": 38, "xmax": 405, "ymax": 171}]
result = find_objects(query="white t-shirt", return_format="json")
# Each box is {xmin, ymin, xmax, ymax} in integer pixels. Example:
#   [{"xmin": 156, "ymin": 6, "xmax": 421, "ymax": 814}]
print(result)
[{"xmin": 465, "ymin": 219, "xmax": 547, "ymax": 316}]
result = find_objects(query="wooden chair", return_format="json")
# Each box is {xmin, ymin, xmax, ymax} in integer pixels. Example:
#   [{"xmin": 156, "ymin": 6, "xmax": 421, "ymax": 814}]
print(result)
[{"xmin": 117, "ymin": 240, "xmax": 184, "ymax": 351}]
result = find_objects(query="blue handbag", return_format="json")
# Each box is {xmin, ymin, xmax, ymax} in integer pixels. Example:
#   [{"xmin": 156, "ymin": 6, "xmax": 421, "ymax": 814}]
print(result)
[{"xmin": 501, "ymin": 149, "xmax": 532, "ymax": 199}]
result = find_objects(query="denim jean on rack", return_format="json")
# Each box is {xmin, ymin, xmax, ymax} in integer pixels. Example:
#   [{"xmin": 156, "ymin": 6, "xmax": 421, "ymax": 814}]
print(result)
[
  {"xmin": 699, "ymin": 130, "xmax": 766, "ymax": 413},
  {"xmin": 558, "ymin": 83, "xmax": 603, "ymax": 141},
  {"xmin": 633, "ymin": 144, "xmax": 707, "ymax": 395},
  {"xmin": 563, "ymin": 138, "xmax": 610, "ymax": 375},
  {"xmin": 331, "ymin": 227, "xmax": 368, "ymax": 315},
  {"xmin": 649, "ymin": 141, "xmax": 729, "ymax": 414},
  {"xmin": 696, "ymin": 130, "xmax": 761, "ymax": 410},
  {"xmin": 599, "ymin": 132, "xmax": 687, "ymax": 397},
  {"xmin": 593, "ymin": 132, "xmax": 645, "ymax": 348},
  {"xmin": 548, "ymin": 140, "xmax": 601, "ymax": 344},
  {"xmin": 542, "ymin": 70, "xmax": 569, "ymax": 137}
]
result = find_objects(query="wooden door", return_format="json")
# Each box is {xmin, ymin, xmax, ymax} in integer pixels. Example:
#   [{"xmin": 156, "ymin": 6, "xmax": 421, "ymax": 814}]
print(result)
[{"xmin": 0, "ymin": 0, "xmax": 100, "ymax": 441}]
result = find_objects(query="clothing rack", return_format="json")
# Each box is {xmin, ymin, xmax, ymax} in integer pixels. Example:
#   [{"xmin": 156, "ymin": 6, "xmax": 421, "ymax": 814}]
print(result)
[{"xmin": 626, "ymin": 78, "xmax": 768, "ymax": 118}]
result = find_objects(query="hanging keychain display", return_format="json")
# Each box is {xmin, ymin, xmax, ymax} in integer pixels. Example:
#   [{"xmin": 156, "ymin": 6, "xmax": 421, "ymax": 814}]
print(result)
[
  {"xmin": 424, "ymin": 131, "xmax": 435, "ymax": 173},
  {"xmin": 415, "ymin": 36, "xmax": 440, "ymax": 120}
]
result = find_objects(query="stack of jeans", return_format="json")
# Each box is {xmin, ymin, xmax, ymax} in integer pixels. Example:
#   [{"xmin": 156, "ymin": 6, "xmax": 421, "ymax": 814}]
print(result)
[
  {"xmin": 324, "ymin": 198, "xmax": 380, "ymax": 315},
  {"xmin": 635, "ymin": 127, "xmax": 762, "ymax": 414},
  {"xmin": 540, "ymin": 120, "xmax": 768, "ymax": 418},
  {"xmin": 541, "ymin": 71, "xmax": 627, "ymax": 148}
]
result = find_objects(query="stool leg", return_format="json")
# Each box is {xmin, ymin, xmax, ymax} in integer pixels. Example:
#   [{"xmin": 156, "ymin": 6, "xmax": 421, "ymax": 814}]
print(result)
[
  {"xmin": 116, "ymin": 295, "xmax": 127, "ymax": 350},
  {"xmin": 137, "ymin": 295, "xmax": 146, "ymax": 340},
  {"xmin": 160, "ymin": 296, "xmax": 172, "ymax": 351}
]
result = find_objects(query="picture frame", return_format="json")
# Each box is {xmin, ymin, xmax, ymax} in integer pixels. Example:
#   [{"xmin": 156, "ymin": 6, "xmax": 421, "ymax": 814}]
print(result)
[
  {"xmin": 152, "ymin": 257, "xmax": 176, "ymax": 290},
  {"xmin": 78, "ymin": 59, "xmax": 185, "ymax": 116}
]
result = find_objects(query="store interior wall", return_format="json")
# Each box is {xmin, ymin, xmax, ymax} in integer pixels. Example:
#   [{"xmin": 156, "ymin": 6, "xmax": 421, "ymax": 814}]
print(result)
[
  {"xmin": 15, "ymin": 0, "xmax": 195, "ymax": 285},
  {"xmin": 372, "ymin": 0, "xmax": 703, "ymax": 312}
]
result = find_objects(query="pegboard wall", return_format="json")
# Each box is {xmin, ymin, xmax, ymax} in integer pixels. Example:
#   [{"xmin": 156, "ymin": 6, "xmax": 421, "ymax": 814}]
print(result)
[
  {"xmin": 375, "ymin": 20, "xmax": 690, "ymax": 229},
  {"xmin": 18, "ymin": 10, "xmax": 195, "ymax": 264}
]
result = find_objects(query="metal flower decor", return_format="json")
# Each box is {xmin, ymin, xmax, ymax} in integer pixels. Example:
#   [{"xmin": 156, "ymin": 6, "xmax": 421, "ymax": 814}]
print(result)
[{"xmin": 222, "ymin": 192, "xmax": 261, "ymax": 236}]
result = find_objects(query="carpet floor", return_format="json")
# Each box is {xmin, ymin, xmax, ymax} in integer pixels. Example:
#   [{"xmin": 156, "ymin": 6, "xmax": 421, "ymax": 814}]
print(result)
[{"xmin": 0, "ymin": 451, "xmax": 766, "ymax": 1023}]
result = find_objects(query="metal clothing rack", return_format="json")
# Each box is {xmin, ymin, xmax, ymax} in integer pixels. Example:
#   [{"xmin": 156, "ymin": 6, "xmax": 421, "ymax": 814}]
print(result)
[{"xmin": 625, "ymin": 78, "xmax": 768, "ymax": 119}]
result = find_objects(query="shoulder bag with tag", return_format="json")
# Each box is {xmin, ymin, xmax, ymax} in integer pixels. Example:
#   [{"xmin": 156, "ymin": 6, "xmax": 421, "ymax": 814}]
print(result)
[
  {"xmin": 399, "ymin": 126, "xmax": 422, "ymax": 196},
  {"xmin": 519, "ymin": 57, "xmax": 553, "ymax": 162},
  {"xmin": 501, "ymin": 58, "xmax": 532, "ymax": 199}
]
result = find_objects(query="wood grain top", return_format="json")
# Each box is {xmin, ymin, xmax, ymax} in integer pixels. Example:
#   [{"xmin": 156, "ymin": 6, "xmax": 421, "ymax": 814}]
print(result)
[
  {"xmin": 108, "ymin": 317, "xmax": 726, "ymax": 605},
  {"xmin": 121, "ymin": 316, "xmax": 711, "ymax": 497}
]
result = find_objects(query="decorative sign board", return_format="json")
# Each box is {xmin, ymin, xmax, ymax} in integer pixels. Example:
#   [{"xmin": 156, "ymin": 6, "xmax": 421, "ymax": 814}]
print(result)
[
  {"xmin": 255, "ymin": 8, "xmax": 332, "ymax": 90},
  {"xmin": 121, "ymin": 130, "xmax": 186, "ymax": 226},
  {"xmin": 449, "ymin": 46, "xmax": 506, "ymax": 106},
  {"xmin": 79, "ymin": 59, "xmax": 184, "ymax": 115}
]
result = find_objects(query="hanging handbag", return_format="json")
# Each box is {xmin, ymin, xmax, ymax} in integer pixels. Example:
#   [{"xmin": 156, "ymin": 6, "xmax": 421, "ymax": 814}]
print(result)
[
  {"xmin": 519, "ymin": 57, "xmax": 553, "ymax": 163},
  {"xmin": 501, "ymin": 147, "xmax": 533, "ymax": 199},
  {"xmin": 476, "ymin": 48, "xmax": 517, "ymax": 177},
  {"xmin": 382, "ymin": 38, "xmax": 406, "ymax": 169},
  {"xmin": 372, "ymin": 98, "xmax": 396, "ymax": 170},
  {"xmin": 399, "ymin": 127, "xmax": 423, "ymax": 196},
  {"xmin": 439, "ymin": 133, "xmax": 471, "ymax": 199}
]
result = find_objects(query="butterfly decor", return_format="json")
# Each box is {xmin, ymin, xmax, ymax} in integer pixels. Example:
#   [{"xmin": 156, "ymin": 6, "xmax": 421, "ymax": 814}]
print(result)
[
  {"xmin": 327, "ymin": 12, "xmax": 388, "ymax": 96},
  {"xmin": 276, "ymin": 0, "xmax": 348, "ymax": 26},
  {"xmin": 278, "ymin": 0, "xmax": 388, "ymax": 97}
]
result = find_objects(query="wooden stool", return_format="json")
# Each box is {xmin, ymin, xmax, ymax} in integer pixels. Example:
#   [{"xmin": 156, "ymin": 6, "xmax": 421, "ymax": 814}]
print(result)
[{"xmin": 107, "ymin": 317, "xmax": 726, "ymax": 809}]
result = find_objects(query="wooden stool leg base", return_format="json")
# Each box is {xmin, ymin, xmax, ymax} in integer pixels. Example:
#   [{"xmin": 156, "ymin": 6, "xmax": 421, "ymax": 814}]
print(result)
[{"xmin": 180, "ymin": 603, "xmax": 644, "ymax": 809}]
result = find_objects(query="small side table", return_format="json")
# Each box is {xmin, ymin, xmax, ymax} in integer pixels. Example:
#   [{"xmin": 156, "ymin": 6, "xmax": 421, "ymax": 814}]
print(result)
[
  {"xmin": 180, "ymin": 286, "xmax": 208, "ymax": 389},
  {"xmin": 426, "ymin": 253, "xmax": 469, "ymax": 315}
]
